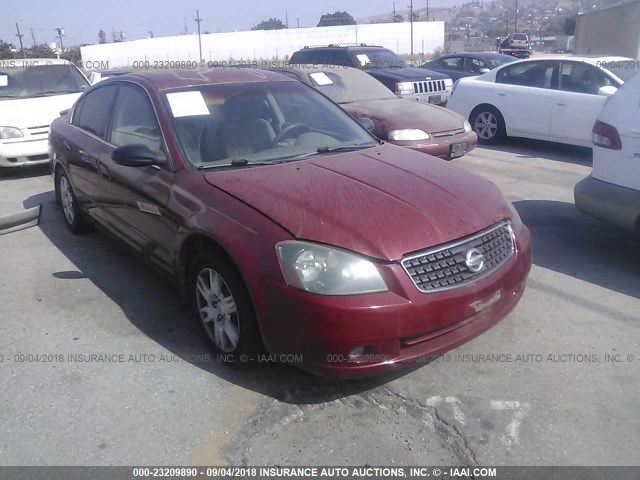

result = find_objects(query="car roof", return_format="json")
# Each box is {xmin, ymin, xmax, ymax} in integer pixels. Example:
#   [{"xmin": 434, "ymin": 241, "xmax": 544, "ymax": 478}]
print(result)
[
  {"xmin": 515, "ymin": 55, "xmax": 634, "ymax": 64},
  {"xmin": 301, "ymin": 44, "xmax": 385, "ymax": 50},
  {"xmin": 101, "ymin": 68, "xmax": 296, "ymax": 91},
  {"xmin": 441, "ymin": 52, "xmax": 515, "ymax": 60}
]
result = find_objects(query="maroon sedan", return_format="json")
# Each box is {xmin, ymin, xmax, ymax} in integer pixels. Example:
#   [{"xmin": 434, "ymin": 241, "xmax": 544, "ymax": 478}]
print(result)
[
  {"xmin": 49, "ymin": 69, "xmax": 531, "ymax": 378},
  {"xmin": 274, "ymin": 66, "xmax": 478, "ymax": 159}
]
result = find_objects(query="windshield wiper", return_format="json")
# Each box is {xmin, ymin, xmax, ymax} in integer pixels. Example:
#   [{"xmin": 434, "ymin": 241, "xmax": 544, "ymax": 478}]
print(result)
[
  {"xmin": 197, "ymin": 158, "xmax": 281, "ymax": 170},
  {"xmin": 29, "ymin": 90, "xmax": 81, "ymax": 97},
  {"xmin": 315, "ymin": 144, "xmax": 374, "ymax": 154}
]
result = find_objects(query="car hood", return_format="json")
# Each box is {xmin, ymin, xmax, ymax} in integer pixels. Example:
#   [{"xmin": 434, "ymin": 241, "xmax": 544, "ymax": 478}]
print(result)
[
  {"xmin": 365, "ymin": 67, "xmax": 450, "ymax": 81},
  {"xmin": 203, "ymin": 145, "xmax": 510, "ymax": 261},
  {"xmin": 0, "ymin": 93, "xmax": 82, "ymax": 129},
  {"xmin": 341, "ymin": 99, "xmax": 466, "ymax": 136}
]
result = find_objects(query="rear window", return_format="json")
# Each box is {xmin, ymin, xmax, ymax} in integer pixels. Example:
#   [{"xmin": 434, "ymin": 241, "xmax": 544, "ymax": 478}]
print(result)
[{"xmin": 512, "ymin": 34, "xmax": 528, "ymax": 41}]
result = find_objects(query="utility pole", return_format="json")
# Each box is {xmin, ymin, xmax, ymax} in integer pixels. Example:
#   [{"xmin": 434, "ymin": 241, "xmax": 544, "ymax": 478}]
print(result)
[
  {"xmin": 393, "ymin": 2, "xmax": 397, "ymax": 22},
  {"xmin": 408, "ymin": 0, "xmax": 414, "ymax": 54},
  {"xmin": 55, "ymin": 27, "xmax": 65, "ymax": 51},
  {"xmin": 296, "ymin": 17, "xmax": 300, "ymax": 28},
  {"xmin": 514, "ymin": 0, "xmax": 518, "ymax": 32},
  {"xmin": 183, "ymin": 20, "xmax": 188, "ymax": 35},
  {"xmin": 112, "ymin": 27, "xmax": 117, "ymax": 42},
  {"xmin": 285, "ymin": 11, "xmax": 289, "ymax": 28},
  {"xmin": 505, "ymin": 10, "xmax": 510, "ymax": 35},
  {"xmin": 426, "ymin": 0, "xmax": 429, "ymax": 21},
  {"xmin": 30, "ymin": 28, "xmax": 37, "ymax": 46},
  {"xmin": 15, "ymin": 23, "xmax": 26, "ymax": 59},
  {"xmin": 194, "ymin": 10, "xmax": 203, "ymax": 63}
]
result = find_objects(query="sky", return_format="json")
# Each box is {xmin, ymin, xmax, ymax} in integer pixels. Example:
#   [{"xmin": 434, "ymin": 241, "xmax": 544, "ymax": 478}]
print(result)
[{"xmin": 3, "ymin": 0, "xmax": 462, "ymax": 47}]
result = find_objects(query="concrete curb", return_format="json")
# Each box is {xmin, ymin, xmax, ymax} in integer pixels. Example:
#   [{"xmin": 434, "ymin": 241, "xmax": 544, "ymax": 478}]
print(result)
[{"xmin": 0, "ymin": 205, "xmax": 42, "ymax": 235}]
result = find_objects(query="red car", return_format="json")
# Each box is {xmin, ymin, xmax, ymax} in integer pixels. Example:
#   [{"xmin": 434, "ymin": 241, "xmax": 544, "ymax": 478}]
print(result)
[
  {"xmin": 49, "ymin": 69, "xmax": 531, "ymax": 378},
  {"xmin": 275, "ymin": 66, "xmax": 478, "ymax": 160}
]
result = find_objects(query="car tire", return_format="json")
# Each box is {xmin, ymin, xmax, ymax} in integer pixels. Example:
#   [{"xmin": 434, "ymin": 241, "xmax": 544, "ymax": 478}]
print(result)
[
  {"xmin": 189, "ymin": 253, "xmax": 262, "ymax": 365},
  {"xmin": 55, "ymin": 170, "xmax": 90, "ymax": 234},
  {"xmin": 471, "ymin": 106, "xmax": 506, "ymax": 145}
]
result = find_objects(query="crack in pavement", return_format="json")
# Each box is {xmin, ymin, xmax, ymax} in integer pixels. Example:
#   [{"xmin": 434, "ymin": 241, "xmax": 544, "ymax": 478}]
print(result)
[{"xmin": 224, "ymin": 383, "xmax": 480, "ymax": 467}]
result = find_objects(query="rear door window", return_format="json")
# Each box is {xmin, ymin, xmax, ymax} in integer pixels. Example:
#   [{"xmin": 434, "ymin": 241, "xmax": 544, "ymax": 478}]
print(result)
[{"xmin": 75, "ymin": 85, "xmax": 119, "ymax": 140}]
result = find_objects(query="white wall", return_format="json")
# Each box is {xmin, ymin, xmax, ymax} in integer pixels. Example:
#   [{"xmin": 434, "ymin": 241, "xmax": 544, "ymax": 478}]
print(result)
[
  {"xmin": 81, "ymin": 22, "xmax": 444, "ymax": 69},
  {"xmin": 574, "ymin": 1, "xmax": 640, "ymax": 58}
]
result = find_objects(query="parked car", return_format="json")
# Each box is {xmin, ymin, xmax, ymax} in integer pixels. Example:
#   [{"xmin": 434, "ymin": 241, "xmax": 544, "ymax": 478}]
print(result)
[
  {"xmin": 0, "ymin": 58, "xmax": 89, "ymax": 167},
  {"xmin": 289, "ymin": 44, "xmax": 453, "ymax": 106},
  {"xmin": 574, "ymin": 70, "xmax": 640, "ymax": 234},
  {"xmin": 273, "ymin": 66, "xmax": 477, "ymax": 159},
  {"xmin": 447, "ymin": 56, "xmax": 632, "ymax": 146},
  {"xmin": 421, "ymin": 53, "xmax": 518, "ymax": 81},
  {"xmin": 501, "ymin": 33, "xmax": 530, "ymax": 49},
  {"xmin": 49, "ymin": 69, "xmax": 531, "ymax": 378}
]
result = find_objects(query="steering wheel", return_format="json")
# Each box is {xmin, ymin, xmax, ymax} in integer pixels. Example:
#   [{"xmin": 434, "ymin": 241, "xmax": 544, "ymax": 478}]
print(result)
[{"xmin": 272, "ymin": 123, "xmax": 311, "ymax": 146}]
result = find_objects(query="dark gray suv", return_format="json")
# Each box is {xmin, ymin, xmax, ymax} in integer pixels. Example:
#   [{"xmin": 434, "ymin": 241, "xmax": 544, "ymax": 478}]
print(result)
[{"xmin": 289, "ymin": 44, "xmax": 453, "ymax": 106}]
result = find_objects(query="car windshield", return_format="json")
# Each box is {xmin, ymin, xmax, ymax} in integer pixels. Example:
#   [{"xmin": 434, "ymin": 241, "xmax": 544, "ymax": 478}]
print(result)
[
  {"xmin": 352, "ymin": 49, "xmax": 406, "ymax": 68},
  {"xmin": 0, "ymin": 64, "xmax": 89, "ymax": 99},
  {"xmin": 307, "ymin": 69, "xmax": 397, "ymax": 103},
  {"xmin": 165, "ymin": 81, "xmax": 377, "ymax": 169}
]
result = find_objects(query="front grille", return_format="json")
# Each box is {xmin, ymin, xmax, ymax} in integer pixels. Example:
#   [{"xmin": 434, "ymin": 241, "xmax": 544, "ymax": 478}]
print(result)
[
  {"xmin": 27, "ymin": 154, "xmax": 49, "ymax": 161},
  {"xmin": 26, "ymin": 125, "xmax": 50, "ymax": 136},
  {"xmin": 412, "ymin": 79, "xmax": 446, "ymax": 94},
  {"xmin": 432, "ymin": 128, "xmax": 465, "ymax": 138},
  {"xmin": 401, "ymin": 221, "xmax": 514, "ymax": 293}
]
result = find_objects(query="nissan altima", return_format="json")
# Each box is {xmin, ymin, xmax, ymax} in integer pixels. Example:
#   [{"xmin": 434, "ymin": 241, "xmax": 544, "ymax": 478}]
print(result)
[
  {"xmin": 447, "ymin": 56, "xmax": 636, "ymax": 146},
  {"xmin": 49, "ymin": 69, "xmax": 532, "ymax": 378}
]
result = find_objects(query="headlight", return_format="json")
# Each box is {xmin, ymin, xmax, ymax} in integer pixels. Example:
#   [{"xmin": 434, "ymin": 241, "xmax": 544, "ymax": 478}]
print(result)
[
  {"xmin": 444, "ymin": 78, "xmax": 453, "ymax": 92},
  {"xmin": 276, "ymin": 241, "xmax": 388, "ymax": 295},
  {"xmin": 463, "ymin": 120, "xmax": 472, "ymax": 133},
  {"xmin": 0, "ymin": 126, "xmax": 23, "ymax": 139},
  {"xmin": 394, "ymin": 81, "xmax": 414, "ymax": 95},
  {"xmin": 508, "ymin": 202, "xmax": 524, "ymax": 233},
  {"xmin": 388, "ymin": 129, "xmax": 431, "ymax": 141}
]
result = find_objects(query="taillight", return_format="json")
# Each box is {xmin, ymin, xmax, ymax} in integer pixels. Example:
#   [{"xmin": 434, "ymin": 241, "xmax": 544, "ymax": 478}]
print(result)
[{"xmin": 592, "ymin": 120, "xmax": 622, "ymax": 150}]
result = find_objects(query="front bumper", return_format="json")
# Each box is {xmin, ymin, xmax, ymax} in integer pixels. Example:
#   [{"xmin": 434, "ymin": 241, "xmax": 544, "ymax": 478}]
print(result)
[
  {"xmin": 574, "ymin": 175, "xmax": 640, "ymax": 233},
  {"xmin": 259, "ymin": 226, "xmax": 532, "ymax": 378},
  {"xmin": 0, "ymin": 138, "xmax": 50, "ymax": 167},
  {"xmin": 390, "ymin": 131, "xmax": 478, "ymax": 160},
  {"xmin": 400, "ymin": 92, "xmax": 450, "ymax": 107}
]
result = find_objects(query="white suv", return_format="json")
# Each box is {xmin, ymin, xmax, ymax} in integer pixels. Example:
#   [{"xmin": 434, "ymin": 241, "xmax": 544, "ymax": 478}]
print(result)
[
  {"xmin": 0, "ymin": 58, "xmax": 89, "ymax": 167},
  {"xmin": 574, "ymin": 69, "xmax": 640, "ymax": 233}
]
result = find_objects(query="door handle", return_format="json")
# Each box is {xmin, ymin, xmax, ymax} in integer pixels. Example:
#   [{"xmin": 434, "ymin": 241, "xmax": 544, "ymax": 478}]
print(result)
[
  {"xmin": 498, "ymin": 93, "xmax": 506, "ymax": 96},
  {"xmin": 556, "ymin": 103, "xmax": 566, "ymax": 106}
]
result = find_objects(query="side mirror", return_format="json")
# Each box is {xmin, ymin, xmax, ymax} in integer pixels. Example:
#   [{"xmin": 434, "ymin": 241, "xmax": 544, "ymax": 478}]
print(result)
[
  {"xmin": 479, "ymin": 67, "xmax": 491, "ymax": 74},
  {"xmin": 597, "ymin": 85, "xmax": 617, "ymax": 97},
  {"xmin": 111, "ymin": 144, "xmax": 165, "ymax": 167},
  {"xmin": 357, "ymin": 117, "xmax": 375, "ymax": 132}
]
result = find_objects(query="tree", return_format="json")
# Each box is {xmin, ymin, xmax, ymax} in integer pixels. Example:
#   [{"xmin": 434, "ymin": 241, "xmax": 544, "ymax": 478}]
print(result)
[
  {"xmin": 61, "ymin": 46, "xmax": 83, "ymax": 66},
  {"xmin": 0, "ymin": 39, "xmax": 16, "ymax": 60},
  {"xmin": 563, "ymin": 16, "xmax": 576, "ymax": 35},
  {"xmin": 26, "ymin": 43, "xmax": 56, "ymax": 58},
  {"xmin": 98, "ymin": 30, "xmax": 107, "ymax": 44},
  {"xmin": 317, "ymin": 11, "xmax": 356, "ymax": 27},
  {"xmin": 251, "ymin": 18, "xmax": 287, "ymax": 30},
  {"xmin": 394, "ymin": 14, "xmax": 404, "ymax": 22}
]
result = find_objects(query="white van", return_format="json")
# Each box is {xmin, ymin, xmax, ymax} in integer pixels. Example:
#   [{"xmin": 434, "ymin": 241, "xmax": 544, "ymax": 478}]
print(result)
[
  {"xmin": 0, "ymin": 58, "xmax": 89, "ymax": 167},
  {"xmin": 574, "ymin": 69, "xmax": 640, "ymax": 233}
]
